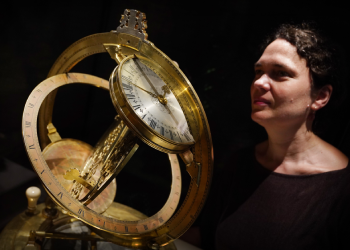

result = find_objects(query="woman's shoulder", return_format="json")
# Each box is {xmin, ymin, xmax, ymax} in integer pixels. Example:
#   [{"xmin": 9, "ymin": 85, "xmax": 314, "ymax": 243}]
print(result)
[{"xmin": 313, "ymin": 136, "xmax": 348, "ymax": 172}]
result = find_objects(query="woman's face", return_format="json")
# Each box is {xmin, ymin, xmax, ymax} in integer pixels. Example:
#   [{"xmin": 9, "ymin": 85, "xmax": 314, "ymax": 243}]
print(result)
[{"xmin": 251, "ymin": 38, "xmax": 314, "ymax": 127}]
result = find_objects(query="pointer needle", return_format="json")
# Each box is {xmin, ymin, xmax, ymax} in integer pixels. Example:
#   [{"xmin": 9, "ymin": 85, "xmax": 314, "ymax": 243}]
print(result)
[
  {"xmin": 132, "ymin": 57, "xmax": 180, "ymax": 127},
  {"xmin": 122, "ymin": 77, "xmax": 157, "ymax": 98},
  {"xmin": 133, "ymin": 57, "xmax": 160, "ymax": 96}
]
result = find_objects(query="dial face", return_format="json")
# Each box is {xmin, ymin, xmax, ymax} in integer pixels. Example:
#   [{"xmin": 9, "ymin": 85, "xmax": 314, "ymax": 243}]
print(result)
[{"xmin": 119, "ymin": 58, "xmax": 194, "ymax": 144}]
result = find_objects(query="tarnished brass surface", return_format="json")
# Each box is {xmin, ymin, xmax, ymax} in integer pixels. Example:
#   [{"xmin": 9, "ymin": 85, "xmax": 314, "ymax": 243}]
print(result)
[
  {"xmin": 43, "ymin": 138, "xmax": 117, "ymax": 214},
  {"xmin": 25, "ymin": 8, "xmax": 213, "ymax": 249}
]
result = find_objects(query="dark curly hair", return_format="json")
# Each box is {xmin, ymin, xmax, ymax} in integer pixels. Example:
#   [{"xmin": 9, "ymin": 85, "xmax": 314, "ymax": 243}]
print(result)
[{"xmin": 261, "ymin": 23, "xmax": 346, "ymax": 133}]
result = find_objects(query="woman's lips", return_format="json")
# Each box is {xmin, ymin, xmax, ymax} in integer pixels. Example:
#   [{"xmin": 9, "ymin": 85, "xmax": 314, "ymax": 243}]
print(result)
[{"xmin": 253, "ymin": 98, "xmax": 270, "ymax": 106}]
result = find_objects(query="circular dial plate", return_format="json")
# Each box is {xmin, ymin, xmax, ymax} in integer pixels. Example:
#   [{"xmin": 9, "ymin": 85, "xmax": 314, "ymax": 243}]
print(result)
[
  {"xmin": 22, "ymin": 73, "xmax": 181, "ymax": 235},
  {"xmin": 42, "ymin": 138, "xmax": 117, "ymax": 214},
  {"xmin": 120, "ymin": 58, "xmax": 194, "ymax": 144}
]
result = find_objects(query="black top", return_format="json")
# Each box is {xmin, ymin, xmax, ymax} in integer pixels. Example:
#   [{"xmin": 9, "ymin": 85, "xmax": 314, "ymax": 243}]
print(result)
[{"xmin": 199, "ymin": 147, "xmax": 350, "ymax": 250}]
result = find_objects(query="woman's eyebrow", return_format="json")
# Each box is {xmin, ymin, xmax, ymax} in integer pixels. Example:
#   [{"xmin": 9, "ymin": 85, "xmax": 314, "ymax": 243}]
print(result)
[
  {"xmin": 273, "ymin": 63, "xmax": 289, "ymax": 69},
  {"xmin": 254, "ymin": 62, "xmax": 261, "ymax": 68},
  {"xmin": 254, "ymin": 62, "xmax": 292, "ymax": 70}
]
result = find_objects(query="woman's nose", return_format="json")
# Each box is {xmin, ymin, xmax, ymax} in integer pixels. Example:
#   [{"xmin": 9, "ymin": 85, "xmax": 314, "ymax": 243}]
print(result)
[{"xmin": 253, "ymin": 74, "xmax": 271, "ymax": 91}]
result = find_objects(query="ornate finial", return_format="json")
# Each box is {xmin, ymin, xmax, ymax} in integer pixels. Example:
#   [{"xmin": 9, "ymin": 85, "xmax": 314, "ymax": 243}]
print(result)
[{"xmin": 117, "ymin": 9, "xmax": 148, "ymax": 41}]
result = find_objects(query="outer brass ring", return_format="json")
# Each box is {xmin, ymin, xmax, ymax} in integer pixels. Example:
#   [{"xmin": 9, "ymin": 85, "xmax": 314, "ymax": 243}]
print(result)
[{"xmin": 37, "ymin": 31, "xmax": 213, "ymax": 247}]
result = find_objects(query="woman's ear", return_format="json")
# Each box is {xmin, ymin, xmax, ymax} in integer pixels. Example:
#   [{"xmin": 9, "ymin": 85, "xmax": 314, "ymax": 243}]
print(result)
[{"xmin": 311, "ymin": 84, "xmax": 333, "ymax": 111}]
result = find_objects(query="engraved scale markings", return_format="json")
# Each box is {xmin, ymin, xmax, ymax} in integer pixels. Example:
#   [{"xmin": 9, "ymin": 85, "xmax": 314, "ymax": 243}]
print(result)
[{"xmin": 22, "ymin": 73, "xmax": 182, "ymax": 235}]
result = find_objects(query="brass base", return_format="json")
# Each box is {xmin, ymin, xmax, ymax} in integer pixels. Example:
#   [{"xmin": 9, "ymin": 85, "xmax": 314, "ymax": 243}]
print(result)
[{"xmin": 0, "ymin": 202, "xmax": 176, "ymax": 250}]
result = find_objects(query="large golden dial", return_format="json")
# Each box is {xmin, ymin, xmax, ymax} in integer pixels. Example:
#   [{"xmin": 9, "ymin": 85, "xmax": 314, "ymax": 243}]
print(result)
[
  {"xmin": 23, "ymin": 9, "xmax": 213, "ymax": 249},
  {"xmin": 110, "ymin": 55, "xmax": 199, "ymax": 153}
]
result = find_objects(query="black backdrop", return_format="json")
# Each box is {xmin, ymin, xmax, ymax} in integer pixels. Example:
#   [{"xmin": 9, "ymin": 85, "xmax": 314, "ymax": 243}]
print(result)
[{"xmin": 1, "ymin": 0, "xmax": 350, "ymax": 231}]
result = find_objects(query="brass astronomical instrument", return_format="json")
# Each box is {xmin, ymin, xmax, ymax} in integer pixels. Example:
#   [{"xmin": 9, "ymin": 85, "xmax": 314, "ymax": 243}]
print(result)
[{"xmin": 3, "ymin": 9, "xmax": 213, "ymax": 249}]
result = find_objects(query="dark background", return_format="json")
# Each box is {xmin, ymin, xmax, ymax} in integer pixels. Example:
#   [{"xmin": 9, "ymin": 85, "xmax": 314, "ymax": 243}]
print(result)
[{"xmin": 1, "ymin": 0, "xmax": 350, "ymax": 232}]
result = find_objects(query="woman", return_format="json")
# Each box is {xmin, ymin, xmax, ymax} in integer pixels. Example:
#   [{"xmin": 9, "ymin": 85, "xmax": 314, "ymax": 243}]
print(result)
[
  {"xmin": 199, "ymin": 24, "xmax": 350, "ymax": 250},
  {"xmin": 251, "ymin": 27, "xmax": 347, "ymax": 175}
]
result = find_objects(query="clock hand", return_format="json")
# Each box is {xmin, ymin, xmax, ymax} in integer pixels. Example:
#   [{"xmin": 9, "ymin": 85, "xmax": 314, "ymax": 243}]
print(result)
[
  {"xmin": 132, "ymin": 57, "xmax": 181, "ymax": 128},
  {"xmin": 122, "ymin": 77, "xmax": 157, "ymax": 98},
  {"xmin": 161, "ymin": 85, "xmax": 170, "ymax": 98},
  {"xmin": 133, "ymin": 57, "xmax": 161, "ymax": 96}
]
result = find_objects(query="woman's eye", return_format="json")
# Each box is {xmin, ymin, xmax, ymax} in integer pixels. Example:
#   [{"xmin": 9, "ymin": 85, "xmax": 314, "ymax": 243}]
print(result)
[
  {"xmin": 254, "ymin": 69, "xmax": 263, "ymax": 76},
  {"xmin": 277, "ymin": 71, "xmax": 289, "ymax": 77}
]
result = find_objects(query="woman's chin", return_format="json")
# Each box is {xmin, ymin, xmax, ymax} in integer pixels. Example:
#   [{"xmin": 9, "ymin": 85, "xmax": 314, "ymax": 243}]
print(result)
[{"xmin": 251, "ymin": 111, "xmax": 270, "ymax": 122}]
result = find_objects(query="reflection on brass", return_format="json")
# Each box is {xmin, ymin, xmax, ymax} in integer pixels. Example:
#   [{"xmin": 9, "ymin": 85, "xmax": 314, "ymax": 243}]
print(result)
[
  {"xmin": 70, "ymin": 116, "xmax": 138, "ymax": 205},
  {"xmin": 63, "ymin": 168, "xmax": 94, "ymax": 190},
  {"xmin": 47, "ymin": 122, "xmax": 61, "ymax": 143},
  {"xmin": 104, "ymin": 44, "xmax": 126, "ymax": 64},
  {"xmin": 21, "ymin": 8, "xmax": 214, "ymax": 249},
  {"xmin": 43, "ymin": 138, "xmax": 117, "ymax": 214},
  {"xmin": 103, "ymin": 202, "xmax": 147, "ymax": 221},
  {"xmin": 157, "ymin": 95, "xmax": 168, "ymax": 105}
]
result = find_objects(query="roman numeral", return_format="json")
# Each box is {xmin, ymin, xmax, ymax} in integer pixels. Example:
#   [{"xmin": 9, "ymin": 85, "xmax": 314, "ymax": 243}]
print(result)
[
  {"xmin": 169, "ymin": 130, "xmax": 173, "ymax": 140},
  {"xmin": 161, "ymin": 126, "xmax": 164, "ymax": 136},
  {"xmin": 25, "ymin": 121, "xmax": 31, "ymax": 127},
  {"xmin": 78, "ymin": 209, "xmax": 84, "ymax": 217},
  {"xmin": 159, "ymin": 217, "xmax": 164, "ymax": 223},
  {"xmin": 142, "ymin": 114, "xmax": 147, "ymax": 119},
  {"xmin": 150, "ymin": 119, "xmax": 156, "ymax": 129},
  {"xmin": 126, "ymin": 94, "xmax": 135, "ymax": 99},
  {"xmin": 121, "ymin": 75, "xmax": 131, "ymax": 82},
  {"xmin": 41, "ymin": 169, "xmax": 45, "ymax": 174},
  {"xmin": 183, "ymin": 131, "xmax": 191, "ymax": 141},
  {"xmin": 177, "ymin": 132, "xmax": 183, "ymax": 142},
  {"xmin": 36, "ymin": 89, "xmax": 42, "ymax": 93},
  {"xmin": 28, "ymin": 103, "xmax": 34, "ymax": 108},
  {"xmin": 29, "ymin": 144, "xmax": 35, "ymax": 149},
  {"xmin": 57, "ymin": 192, "xmax": 63, "ymax": 199},
  {"xmin": 125, "ymin": 226, "xmax": 128, "ymax": 232},
  {"xmin": 133, "ymin": 105, "xmax": 141, "ymax": 110},
  {"xmin": 143, "ymin": 225, "xmax": 148, "ymax": 230},
  {"xmin": 130, "ymin": 65, "xmax": 137, "ymax": 73},
  {"xmin": 122, "ymin": 83, "xmax": 133, "ymax": 91},
  {"xmin": 103, "ymin": 221, "xmax": 105, "ymax": 227}
]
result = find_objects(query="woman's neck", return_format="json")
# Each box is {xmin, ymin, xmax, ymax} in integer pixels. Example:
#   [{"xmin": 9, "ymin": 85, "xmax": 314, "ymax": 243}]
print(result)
[
  {"xmin": 265, "ymin": 122, "xmax": 317, "ymax": 163},
  {"xmin": 256, "ymin": 120, "xmax": 347, "ymax": 175}
]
